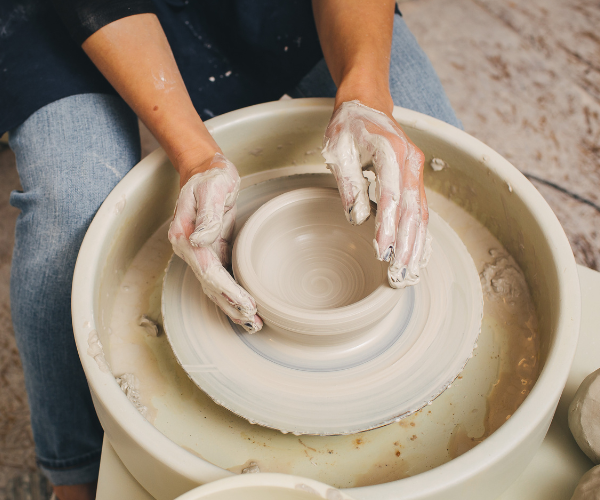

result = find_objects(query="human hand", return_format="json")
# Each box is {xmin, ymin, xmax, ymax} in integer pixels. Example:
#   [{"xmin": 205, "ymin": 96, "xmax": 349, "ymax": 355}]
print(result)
[
  {"xmin": 168, "ymin": 153, "xmax": 263, "ymax": 332},
  {"xmin": 322, "ymin": 100, "xmax": 431, "ymax": 288}
]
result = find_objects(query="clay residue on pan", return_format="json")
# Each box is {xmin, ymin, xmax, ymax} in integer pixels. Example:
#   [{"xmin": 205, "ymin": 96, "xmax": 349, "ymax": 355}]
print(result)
[
  {"xmin": 180, "ymin": 444, "xmax": 207, "ymax": 461},
  {"xmin": 87, "ymin": 330, "xmax": 110, "ymax": 373},
  {"xmin": 138, "ymin": 315, "xmax": 160, "ymax": 337},
  {"xmin": 353, "ymin": 451, "xmax": 410, "ymax": 487},
  {"xmin": 227, "ymin": 459, "xmax": 261, "ymax": 474},
  {"xmin": 116, "ymin": 373, "xmax": 148, "ymax": 418},
  {"xmin": 227, "ymin": 458, "xmax": 290, "ymax": 475},
  {"xmin": 447, "ymin": 247, "xmax": 539, "ymax": 459},
  {"xmin": 448, "ymin": 370, "xmax": 533, "ymax": 459},
  {"xmin": 108, "ymin": 220, "xmax": 174, "ymax": 424}
]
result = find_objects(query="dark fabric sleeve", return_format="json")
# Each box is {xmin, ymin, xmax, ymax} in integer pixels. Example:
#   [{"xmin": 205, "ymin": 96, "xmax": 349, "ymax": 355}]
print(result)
[{"xmin": 51, "ymin": 0, "xmax": 157, "ymax": 45}]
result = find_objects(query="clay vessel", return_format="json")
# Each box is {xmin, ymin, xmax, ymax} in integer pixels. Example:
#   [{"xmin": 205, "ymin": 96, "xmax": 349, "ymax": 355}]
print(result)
[{"xmin": 232, "ymin": 187, "xmax": 398, "ymax": 338}]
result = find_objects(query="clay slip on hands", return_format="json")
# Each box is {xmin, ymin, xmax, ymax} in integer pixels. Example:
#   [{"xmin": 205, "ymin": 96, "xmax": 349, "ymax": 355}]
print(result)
[
  {"xmin": 168, "ymin": 153, "xmax": 263, "ymax": 333},
  {"xmin": 322, "ymin": 100, "xmax": 431, "ymax": 289}
]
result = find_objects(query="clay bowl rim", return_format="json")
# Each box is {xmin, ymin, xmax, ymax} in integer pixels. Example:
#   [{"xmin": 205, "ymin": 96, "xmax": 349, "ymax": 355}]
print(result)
[{"xmin": 232, "ymin": 187, "xmax": 398, "ymax": 336}]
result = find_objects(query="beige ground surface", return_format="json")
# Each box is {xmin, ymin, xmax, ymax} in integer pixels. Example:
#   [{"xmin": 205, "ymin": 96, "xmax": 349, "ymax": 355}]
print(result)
[
  {"xmin": 401, "ymin": 0, "xmax": 600, "ymax": 269},
  {"xmin": 0, "ymin": 0, "xmax": 599, "ymax": 496}
]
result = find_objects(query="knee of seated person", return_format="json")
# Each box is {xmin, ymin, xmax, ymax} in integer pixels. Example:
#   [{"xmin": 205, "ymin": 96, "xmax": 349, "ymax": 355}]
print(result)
[
  {"xmin": 8, "ymin": 94, "xmax": 140, "ymax": 206},
  {"xmin": 10, "ymin": 172, "xmax": 125, "ymax": 247},
  {"xmin": 52, "ymin": 179, "xmax": 124, "ymax": 233},
  {"xmin": 10, "ymin": 143, "xmax": 138, "ymax": 240},
  {"xmin": 9, "ymin": 194, "xmax": 110, "ymax": 279}
]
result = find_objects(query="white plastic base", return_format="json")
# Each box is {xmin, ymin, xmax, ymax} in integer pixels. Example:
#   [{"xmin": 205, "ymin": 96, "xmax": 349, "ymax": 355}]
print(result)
[{"xmin": 97, "ymin": 264, "xmax": 599, "ymax": 500}]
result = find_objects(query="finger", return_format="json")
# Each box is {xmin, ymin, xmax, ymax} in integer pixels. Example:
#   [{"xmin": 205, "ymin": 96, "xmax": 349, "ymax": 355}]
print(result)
[
  {"xmin": 199, "ymin": 254, "xmax": 257, "ymax": 316},
  {"xmin": 189, "ymin": 181, "xmax": 229, "ymax": 247},
  {"xmin": 407, "ymin": 220, "xmax": 426, "ymax": 281},
  {"xmin": 168, "ymin": 182, "xmax": 199, "ymax": 244},
  {"xmin": 192, "ymin": 249, "xmax": 262, "ymax": 330},
  {"xmin": 322, "ymin": 124, "xmax": 371, "ymax": 225},
  {"xmin": 420, "ymin": 230, "xmax": 433, "ymax": 268},
  {"xmin": 214, "ymin": 294, "xmax": 263, "ymax": 333},
  {"xmin": 190, "ymin": 160, "xmax": 240, "ymax": 248},
  {"xmin": 211, "ymin": 205, "xmax": 236, "ymax": 266},
  {"xmin": 388, "ymin": 147, "xmax": 424, "ymax": 288},
  {"xmin": 388, "ymin": 191, "xmax": 420, "ymax": 288},
  {"xmin": 371, "ymin": 134, "xmax": 406, "ymax": 261},
  {"xmin": 176, "ymin": 236, "xmax": 263, "ymax": 331},
  {"xmin": 407, "ymin": 172, "xmax": 430, "ymax": 277},
  {"xmin": 418, "ymin": 182, "xmax": 431, "ymax": 268},
  {"xmin": 398, "ymin": 145, "xmax": 425, "ymax": 259}
]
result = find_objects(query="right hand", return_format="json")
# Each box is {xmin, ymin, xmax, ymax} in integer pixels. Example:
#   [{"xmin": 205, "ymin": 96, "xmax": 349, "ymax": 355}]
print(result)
[
  {"xmin": 322, "ymin": 100, "xmax": 431, "ymax": 289},
  {"xmin": 168, "ymin": 153, "xmax": 263, "ymax": 333}
]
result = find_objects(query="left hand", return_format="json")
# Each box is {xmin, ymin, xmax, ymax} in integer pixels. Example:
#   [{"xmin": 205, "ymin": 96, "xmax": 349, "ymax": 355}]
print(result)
[
  {"xmin": 322, "ymin": 100, "xmax": 431, "ymax": 288},
  {"xmin": 168, "ymin": 152, "xmax": 263, "ymax": 332}
]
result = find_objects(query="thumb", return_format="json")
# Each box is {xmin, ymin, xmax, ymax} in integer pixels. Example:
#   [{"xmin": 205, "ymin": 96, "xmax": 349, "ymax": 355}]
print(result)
[
  {"xmin": 188, "ymin": 157, "xmax": 240, "ymax": 248},
  {"xmin": 322, "ymin": 130, "xmax": 370, "ymax": 225},
  {"xmin": 189, "ymin": 194, "xmax": 225, "ymax": 248}
]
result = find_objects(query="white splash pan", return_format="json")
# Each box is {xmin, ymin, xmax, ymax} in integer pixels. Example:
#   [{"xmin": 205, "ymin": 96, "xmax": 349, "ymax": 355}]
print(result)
[
  {"xmin": 72, "ymin": 99, "xmax": 580, "ymax": 500},
  {"xmin": 174, "ymin": 473, "xmax": 356, "ymax": 500}
]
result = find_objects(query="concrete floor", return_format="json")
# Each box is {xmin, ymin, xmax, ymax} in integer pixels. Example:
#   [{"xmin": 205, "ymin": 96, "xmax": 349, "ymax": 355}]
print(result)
[
  {"xmin": 0, "ymin": 144, "xmax": 35, "ymax": 495},
  {"xmin": 401, "ymin": 0, "xmax": 600, "ymax": 270},
  {"xmin": 0, "ymin": 0, "xmax": 599, "ymax": 495}
]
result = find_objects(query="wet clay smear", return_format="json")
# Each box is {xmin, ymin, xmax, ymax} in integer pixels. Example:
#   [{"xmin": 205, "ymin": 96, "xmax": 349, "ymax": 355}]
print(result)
[{"xmin": 107, "ymin": 174, "xmax": 538, "ymax": 488}]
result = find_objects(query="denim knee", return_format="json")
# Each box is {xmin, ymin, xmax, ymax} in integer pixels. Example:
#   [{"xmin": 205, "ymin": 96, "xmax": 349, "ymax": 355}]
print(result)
[
  {"xmin": 9, "ymin": 94, "xmax": 141, "ymax": 292},
  {"xmin": 8, "ymin": 93, "xmax": 140, "ymax": 485},
  {"xmin": 10, "ymin": 95, "xmax": 140, "ymax": 235}
]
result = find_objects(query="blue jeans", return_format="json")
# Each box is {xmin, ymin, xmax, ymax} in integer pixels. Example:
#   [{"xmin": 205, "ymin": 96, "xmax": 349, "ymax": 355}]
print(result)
[{"xmin": 8, "ymin": 14, "xmax": 459, "ymax": 486}]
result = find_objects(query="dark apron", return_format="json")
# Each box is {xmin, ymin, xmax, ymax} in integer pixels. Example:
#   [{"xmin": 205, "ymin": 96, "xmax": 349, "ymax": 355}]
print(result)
[{"xmin": 0, "ymin": 0, "xmax": 324, "ymax": 134}]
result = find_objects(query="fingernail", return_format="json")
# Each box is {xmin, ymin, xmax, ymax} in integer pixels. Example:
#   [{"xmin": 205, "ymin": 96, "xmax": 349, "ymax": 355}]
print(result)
[
  {"xmin": 190, "ymin": 223, "xmax": 220, "ymax": 247},
  {"xmin": 348, "ymin": 204, "xmax": 370, "ymax": 225},
  {"xmin": 381, "ymin": 245, "xmax": 394, "ymax": 262},
  {"xmin": 243, "ymin": 318, "xmax": 263, "ymax": 334}
]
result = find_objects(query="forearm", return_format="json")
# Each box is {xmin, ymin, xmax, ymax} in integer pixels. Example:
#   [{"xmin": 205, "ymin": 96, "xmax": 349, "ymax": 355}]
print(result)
[
  {"xmin": 82, "ymin": 13, "xmax": 218, "ymax": 178},
  {"xmin": 312, "ymin": 0, "xmax": 396, "ymax": 113}
]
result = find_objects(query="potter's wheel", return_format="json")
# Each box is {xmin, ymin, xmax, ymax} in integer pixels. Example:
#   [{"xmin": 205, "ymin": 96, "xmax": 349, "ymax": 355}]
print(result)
[{"xmin": 162, "ymin": 174, "xmax": 483, "ymax": 436}]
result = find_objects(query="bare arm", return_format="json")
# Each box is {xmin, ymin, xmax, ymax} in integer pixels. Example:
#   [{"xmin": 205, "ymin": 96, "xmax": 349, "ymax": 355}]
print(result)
[
  {"xmin": 314, "ymin": 1, "xmax": 430, "ymax": 288},
  {"xmin": 312, "ymin": 0, "xmax": 396, "ymax": 113},
  {"xmin": 82, "ymin": 14, "xmax": 262, "ymax": 331},
  {"xmin": 82, "ymin": 13, "xmax": 218, "ymax": 185}
]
